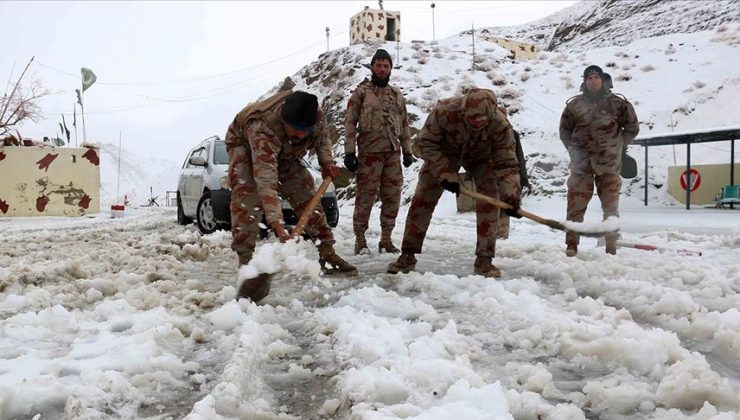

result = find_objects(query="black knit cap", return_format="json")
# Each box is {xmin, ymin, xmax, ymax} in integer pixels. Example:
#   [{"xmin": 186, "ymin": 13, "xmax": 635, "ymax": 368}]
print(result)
[
  {"xmin": 281, "ymin": 91, "xmax": 318, "ymax": 131},
  {"xmin": 583, "ymin": 65, "xmax": 604, "ymax": 79},
  {"xmin": 371, "ymin": 49, "xmax": 393, "ymax": 67}
]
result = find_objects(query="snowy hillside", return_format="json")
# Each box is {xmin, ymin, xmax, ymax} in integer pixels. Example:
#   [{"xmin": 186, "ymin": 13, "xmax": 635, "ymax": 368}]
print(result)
[{"xmin": 479, "ymin": 0, "xmax": 740, "ymax": 53}]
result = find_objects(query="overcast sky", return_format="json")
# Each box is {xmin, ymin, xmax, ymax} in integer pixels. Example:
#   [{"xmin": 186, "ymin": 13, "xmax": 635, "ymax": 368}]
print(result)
[{"xmin": 1, "ymin": 0, "xmax": 577, "ymax": 159}]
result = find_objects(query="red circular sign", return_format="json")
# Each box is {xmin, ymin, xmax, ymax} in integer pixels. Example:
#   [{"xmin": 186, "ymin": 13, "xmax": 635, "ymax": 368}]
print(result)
[{"xmin": 680, "ymin": 169, "xmax": 701, "ymax": 191}]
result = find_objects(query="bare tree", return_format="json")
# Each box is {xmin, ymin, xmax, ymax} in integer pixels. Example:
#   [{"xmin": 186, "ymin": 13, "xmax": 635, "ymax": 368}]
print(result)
[{"xmin": 0, "ymin": 57, "xmax": 52, "ymax": 138}]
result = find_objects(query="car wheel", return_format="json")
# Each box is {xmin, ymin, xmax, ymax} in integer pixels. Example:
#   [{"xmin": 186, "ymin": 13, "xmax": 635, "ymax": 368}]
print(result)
[
  {"xmin": 177, "ymin": 194, "xmax": 193, "ymax": 225},
  {"xmin": 197, "ymin": 191, "xmax": 220, "ymax": 234}
]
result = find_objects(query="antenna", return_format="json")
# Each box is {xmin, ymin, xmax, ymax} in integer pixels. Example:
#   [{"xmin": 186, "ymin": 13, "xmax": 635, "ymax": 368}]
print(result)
[
  {"xmin": 326, "ymin": 27, "xmax": 330, "ymax": 52},
  {"xmin": 117, "ymin": 130, "xmax": 122, "ymax": 201}
]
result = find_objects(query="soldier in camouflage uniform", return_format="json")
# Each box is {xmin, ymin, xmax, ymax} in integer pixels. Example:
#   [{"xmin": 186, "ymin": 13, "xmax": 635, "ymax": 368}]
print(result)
[
  {"xmin": 559, "ymin": 65, "xmax": 639, "ymax": 256},
  {"xmin": 387, "ymin": 88, "xmax": 521, "ymax": 278},
  {"xmin": 225, "ymin": 90, "xmax": 358, "ymax": 302},
  {"xmin": 344, "ymin": 49, "xmax": 414, "ymax": 255}
]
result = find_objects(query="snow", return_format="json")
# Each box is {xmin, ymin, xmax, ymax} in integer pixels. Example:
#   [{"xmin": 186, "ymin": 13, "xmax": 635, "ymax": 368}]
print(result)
[{"xmin": 2, "ymin": 2, "xmax": 740, "ymax": 419}]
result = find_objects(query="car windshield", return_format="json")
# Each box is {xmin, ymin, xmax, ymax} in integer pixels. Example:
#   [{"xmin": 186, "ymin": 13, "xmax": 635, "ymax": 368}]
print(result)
[{"xmin": 214, "ymin": 141, "xmax": 229, "ymax": 165}]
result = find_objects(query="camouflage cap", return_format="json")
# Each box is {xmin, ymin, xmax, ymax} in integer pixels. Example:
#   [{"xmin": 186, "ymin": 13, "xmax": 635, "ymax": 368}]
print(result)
[{"xmin": 461, "ymin": 88, "xmax": 497, "ymax": 128}]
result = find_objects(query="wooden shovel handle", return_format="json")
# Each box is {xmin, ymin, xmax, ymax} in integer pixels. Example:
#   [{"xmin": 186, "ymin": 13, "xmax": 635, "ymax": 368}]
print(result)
[
  {"xmin": 292, "ymin": 176, "xmax": 333, "ymax": 238},
  {"xmin": 458, "ymin": 185, "xmax": 549, "ymax": 225}
]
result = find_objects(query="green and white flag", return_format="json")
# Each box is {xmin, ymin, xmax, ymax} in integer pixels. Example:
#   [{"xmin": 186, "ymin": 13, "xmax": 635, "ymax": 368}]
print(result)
[{"xmin": 81, "ymin": 67, "xmax": 97, "ymax": 92}]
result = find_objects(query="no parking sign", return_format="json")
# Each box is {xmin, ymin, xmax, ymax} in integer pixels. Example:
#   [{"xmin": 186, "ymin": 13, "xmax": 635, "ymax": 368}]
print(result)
[{"xmin": 680, "ymin": 168, "xmax": 701, "ymax": 191}]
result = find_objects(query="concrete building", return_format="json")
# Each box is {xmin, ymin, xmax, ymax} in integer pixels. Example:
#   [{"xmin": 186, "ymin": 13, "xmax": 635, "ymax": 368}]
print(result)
[{"xmin": 350, "ymin": 7, "xmax": 401, "ymax": 45}]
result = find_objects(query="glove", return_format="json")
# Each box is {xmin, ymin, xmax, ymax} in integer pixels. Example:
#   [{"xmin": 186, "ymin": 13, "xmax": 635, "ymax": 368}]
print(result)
[
  {"xmin": 344, "ymin": 153, "xmax": 358, "ymax": 172},
  {"xmin": 402, "ymin": 153, "xmax": 416, "ymax": 168},
  {"xmin": 321, "ymin": 163, "xmax": 340, "ymax": 179},
  {"xmin": 440, "ymin": 179, "xmax": 460, "ymax": 196},
  {"xmin": 271, "ymin": 222, "xmax": 292, "ymax": 243},
  {"xmin": 502, "ymin": 197, "xmax": 522, "ymax": 218}
]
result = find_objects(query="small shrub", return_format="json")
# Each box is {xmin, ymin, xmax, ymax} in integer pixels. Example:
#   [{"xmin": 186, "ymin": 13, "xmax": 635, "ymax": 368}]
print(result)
[
  {"xmin": 491, "ymin": 75, "xmax": 508, "ymax": 86},
  {"xmin": 606, "ymin": 61, "xmax": 617, "ymax": 68}
]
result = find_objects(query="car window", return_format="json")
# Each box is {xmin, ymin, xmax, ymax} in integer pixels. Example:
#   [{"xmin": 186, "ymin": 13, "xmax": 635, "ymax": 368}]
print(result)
[{"xmin": 214, "ymin": 141, "xmax": 228, "ymax": 165}]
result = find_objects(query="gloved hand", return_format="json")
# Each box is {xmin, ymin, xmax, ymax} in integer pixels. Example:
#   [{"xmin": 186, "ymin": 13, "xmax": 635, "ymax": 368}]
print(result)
[
  {"xmin": 271, "ymin": 222, "xmax": 292, "ymax": 243},
  {"xmin": 344, "ymin": 153, "xmax": 358, "ymax": 172},
  {"xmin": 321, "ymin": 162, "xmax": 340, "ymax": 179},
  {"xmin": 502, "ymin": 197, "xmax": 522, "ymax": 218},
  {"xmin": 402, "ymin": 153, "xmax": 416, "ymax": 168},
  {"xmin": 440, "ymin": 179, "xmax": 460, "ymax": 196}
]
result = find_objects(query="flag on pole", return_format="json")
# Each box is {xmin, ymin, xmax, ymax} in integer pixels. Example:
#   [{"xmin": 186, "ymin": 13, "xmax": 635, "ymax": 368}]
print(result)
[
  {"xmin": 75, "ymin": 89, "xmax": 83, "ymax": 107},
  {"xmin": 72, "ymin": 105, "xmax": 77, "ymax": 127},
  {"xmin": 81, "ymin": 67, "xmax": 97, "ymax": 92},
  {"xmin": 61, "ymin": 114, "xmax": 71, "ymax": 142}
]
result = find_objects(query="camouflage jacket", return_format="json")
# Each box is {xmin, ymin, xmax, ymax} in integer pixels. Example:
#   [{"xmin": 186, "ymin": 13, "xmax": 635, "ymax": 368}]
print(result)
[
  {"xmin": 344, "ymin": 79, "xmax": 411, "ymax": 155},
  {"xmin": 559, "ymin": 90, "xmax": 639, "ymax": 175},
  {"xmin": 224, "ymin": 90, "xmax": 334, "ymax": 225},
  {"xmin": 419, "ymin": 91, "xmax": 521, "ymax": 201}
]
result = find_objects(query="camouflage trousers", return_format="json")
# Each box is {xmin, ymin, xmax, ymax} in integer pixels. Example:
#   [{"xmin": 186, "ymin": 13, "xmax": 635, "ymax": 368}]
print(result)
[
  {"xmin": 353, "ymin": 151, "xmax": 403, "ymax": 236},
  {"xmin": 400, "ymin": 160, "xmax": 503, "ymax": 258},
  {"xmin": 226, "ymin": 143, "xmax": 334, "ymax": 262},
  {"xmin": 565, "ymin": 170, "xmax": 621, "ymax": 246}
]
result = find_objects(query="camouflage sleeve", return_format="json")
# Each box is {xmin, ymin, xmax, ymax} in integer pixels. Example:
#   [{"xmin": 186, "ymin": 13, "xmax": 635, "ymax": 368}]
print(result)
[
  {"xmin": 619, "ymin": 99, "xmax": 640, "ymax": 146},
  {"xmin": 419, "ymin": 105, "xmax": 455, "ymax": 182},
  {"xmin": 344, "ymin": 88, "xmax": 363, "ymax": 154},
  {"xmin": 491, "ymin": 118, "xmax": 521, "ymax": 202},
  {"xmin": 246, "ymin": 119, "xmax": 283, "ymax": 226},
  {"xmin": 313, "ymin": 113, "xmax": 334, "ymax": 167},
  {"xmin": 559, "ymin": 104, "xmax": 574, "ymax": 149},
  {"xmin": 399, "ymin": 94, "xmax": 412, "ymax": 155}
]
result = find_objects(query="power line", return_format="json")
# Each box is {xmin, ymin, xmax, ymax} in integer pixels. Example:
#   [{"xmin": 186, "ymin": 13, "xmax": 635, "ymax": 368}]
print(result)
[{"xmin": 38, "ymin": 29, "xmax": 350, "ymax": 115}]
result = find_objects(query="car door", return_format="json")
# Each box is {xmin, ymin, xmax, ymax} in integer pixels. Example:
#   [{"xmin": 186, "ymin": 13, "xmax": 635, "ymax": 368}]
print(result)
[{"xmin": 183, "ymin": 146, "xmax": 208, "ymax": 214}]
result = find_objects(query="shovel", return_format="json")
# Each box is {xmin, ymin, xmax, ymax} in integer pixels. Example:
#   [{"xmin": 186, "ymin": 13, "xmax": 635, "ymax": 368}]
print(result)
[
  {"xmin": 458, "ymin": 185, "xmax": 619, "ymax": 238},
  {"xmin": 236, "ymin": 176, "xmax": 334, "ymax": 303},
  {"xmin": 292, "ymin": 176, "xmax": 333, "ymax": 238}
]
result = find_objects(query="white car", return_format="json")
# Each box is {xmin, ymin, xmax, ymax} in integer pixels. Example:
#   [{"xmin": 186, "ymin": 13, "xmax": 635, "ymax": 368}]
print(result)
[{"xmin": 177, "ymin": 135, "xmax": 339, "ymax": 234}]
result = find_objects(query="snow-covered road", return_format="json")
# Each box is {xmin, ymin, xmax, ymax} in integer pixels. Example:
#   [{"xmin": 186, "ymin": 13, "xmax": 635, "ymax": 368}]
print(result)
[{"xmin": 1, "ymin": 196, "xmax": 739, "ymax": 419}]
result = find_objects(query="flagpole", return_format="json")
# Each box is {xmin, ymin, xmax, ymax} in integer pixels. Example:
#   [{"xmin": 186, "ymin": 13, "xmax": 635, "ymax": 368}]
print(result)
[{"xmin": 81, "ymin": 89, "xmax": 87, "ymax": 143}]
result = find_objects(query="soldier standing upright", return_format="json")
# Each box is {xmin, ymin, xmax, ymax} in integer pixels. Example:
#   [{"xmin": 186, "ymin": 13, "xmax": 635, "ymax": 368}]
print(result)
[
  {"xmin": 387, "ymin": 88, "xmax": 521, "ymax": 278},
  {"xmin": 225, "ymin": 90, "xmax": 358, "ymax": 302},
  {"xmin": 559, "ymin": 65, "xmax": 639, "ymax": 256},
  {"xmin": 344, "ymin": 49, "xmax": 414, "ymax": 255}
]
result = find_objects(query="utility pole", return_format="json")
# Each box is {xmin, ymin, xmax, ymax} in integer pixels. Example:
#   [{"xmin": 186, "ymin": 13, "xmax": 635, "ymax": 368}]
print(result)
[
  {"xmin": 326, "ymin": 27, "xmax": 330, "ymax": 52},
  {"xmin": 471, "ymin": 24, "xmax": 476, "ymax": 71},
  {"xmin": 431, "ymin": 3, "xmax": 436, "ymax": 41}
]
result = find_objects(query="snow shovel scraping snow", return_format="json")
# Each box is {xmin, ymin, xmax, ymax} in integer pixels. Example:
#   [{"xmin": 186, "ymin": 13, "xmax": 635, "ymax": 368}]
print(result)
[{"xmin": 458, "ymin": 186, "xmax": 619, "ymax": 238}]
